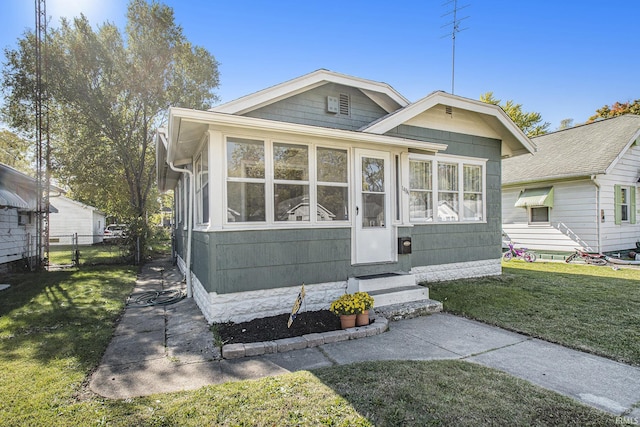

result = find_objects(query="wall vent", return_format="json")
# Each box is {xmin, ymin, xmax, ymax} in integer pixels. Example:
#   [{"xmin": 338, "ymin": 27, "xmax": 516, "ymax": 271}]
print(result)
[
  {"xmin": 445, "ymin": 105, "xmax": 453, "ymax": 116},
  {"xmin": 339, "ymin": 93, "xmax": 350, "ymax": 116}
]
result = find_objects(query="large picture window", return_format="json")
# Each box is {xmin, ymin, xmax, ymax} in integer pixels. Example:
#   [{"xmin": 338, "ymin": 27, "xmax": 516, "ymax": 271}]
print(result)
[
  {"xmin": 225, "ymin": 138, "xmax": 350, "ymax": 225},
  {"xmin": 410, "ymin": 156, "xmax": 485, "ymax": 223}
]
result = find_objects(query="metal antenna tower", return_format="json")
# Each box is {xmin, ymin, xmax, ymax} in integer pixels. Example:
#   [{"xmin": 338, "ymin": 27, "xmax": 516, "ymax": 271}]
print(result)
[
  {"xmin": 35, "ymin": 0, "xmax": 50, "ymax": 270},
  {"xmin": 441, "ymin": 0, "xmax": 469, "ymax": 95}
]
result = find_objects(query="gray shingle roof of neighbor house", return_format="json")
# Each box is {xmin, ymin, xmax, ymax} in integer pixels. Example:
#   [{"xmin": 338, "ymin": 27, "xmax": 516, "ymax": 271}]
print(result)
[{"xmin": 502, "ymin": 114, "xmax": 640, "ymax": 185}]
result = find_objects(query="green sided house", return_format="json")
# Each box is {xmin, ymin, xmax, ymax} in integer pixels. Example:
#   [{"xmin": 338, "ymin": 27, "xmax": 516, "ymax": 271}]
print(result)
[{"xmin": 156, "ymin": 69, "xmax": 534, "ymax": 323}]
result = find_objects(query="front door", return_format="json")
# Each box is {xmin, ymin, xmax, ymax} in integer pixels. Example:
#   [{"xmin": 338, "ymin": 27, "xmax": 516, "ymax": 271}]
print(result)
[{"xmin": 354, "ymin": 149, "xmax": 394, "ymax": 264}]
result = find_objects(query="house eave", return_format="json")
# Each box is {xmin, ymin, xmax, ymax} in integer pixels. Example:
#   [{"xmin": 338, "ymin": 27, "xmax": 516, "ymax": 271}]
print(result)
[
  {"xmin": 210, "ymin": 69, "xmax": 409, "ymax": 115},
  {"xmin": 362, "ymin": 91, "xmax": 536, "ymax": 157},
  {"xmin": 165, "ymin": 107, "xmax": 448, "ymax": 167}
]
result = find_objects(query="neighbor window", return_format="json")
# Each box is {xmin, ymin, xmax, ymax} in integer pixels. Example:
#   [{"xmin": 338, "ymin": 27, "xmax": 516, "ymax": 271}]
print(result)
[
  {"xmin": 530, "ymin": 207, "xmax": 549, "ymax": 223},
  {"xmin": 614, "ymin": 185, "xmax": 637, "ymax": 225},
  {"xmin": 409, "ymin": 156, "xmax": 485, "ymax": 223},
  {"xmin": 226, "ymin": 138, "xmax": 266, "ymax": 222}
]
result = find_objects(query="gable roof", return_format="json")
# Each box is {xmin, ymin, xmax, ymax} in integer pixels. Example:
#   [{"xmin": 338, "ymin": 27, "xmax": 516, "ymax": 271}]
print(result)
[
  {"xmin": 363, "ymin": 91, "xmax": 536, "ymax": 157},
  {"xmin": 211, "ymin": 69, "xmax": 409, "ymax": 115},
  {"xmin": 502, "ymin": 115, "xmax": 640, "ymax": 185}
]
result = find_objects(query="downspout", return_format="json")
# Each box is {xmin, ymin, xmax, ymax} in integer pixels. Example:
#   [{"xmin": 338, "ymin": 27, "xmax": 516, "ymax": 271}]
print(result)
[
  {"xmin": 591, "ymin": 175, "xmax": 601, "ymax": 252},
  {"xmin": 169, "ymin": 161, "xmax": 194, "ymax": 298}
]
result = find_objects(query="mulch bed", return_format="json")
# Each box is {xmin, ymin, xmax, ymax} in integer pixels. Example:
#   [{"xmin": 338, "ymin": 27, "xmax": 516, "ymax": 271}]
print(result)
[{"xmin": 216, "ymin": 310, "xmax": 342, "ymax": 344}]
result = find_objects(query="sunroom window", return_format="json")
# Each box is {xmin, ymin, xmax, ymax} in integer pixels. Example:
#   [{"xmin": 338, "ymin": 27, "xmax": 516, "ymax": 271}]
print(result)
[
  {"xmin": 317, "ymin": 147, "xmax": 349, "ymax": 221},
  {"xmin": 409, "ymin": 156, "xmax": 485, "ymax": 223},
  {"xmin": 195, "ymin": 145, "xmax": 209, "ymax": 224},
  {"xmin": 226, "ymin": 138, "xmax": 266, "ymax": 222},
  {"xmin": 274, "ymin": 143, "xmax": 309, "ymax": 222}
]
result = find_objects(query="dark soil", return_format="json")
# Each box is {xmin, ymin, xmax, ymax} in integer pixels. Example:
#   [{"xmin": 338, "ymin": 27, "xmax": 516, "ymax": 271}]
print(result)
[{"xmin": 216, "ymin": 310, "xmax": 342, "ymax": 344}]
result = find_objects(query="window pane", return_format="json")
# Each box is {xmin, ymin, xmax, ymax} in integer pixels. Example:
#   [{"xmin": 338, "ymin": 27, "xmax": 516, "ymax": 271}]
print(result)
[
  {"xmin": 463, "ymin": 193, "xmax": 482, "ymax": 221},
  {"xmin": 362, "ymin": 157, "xmax": 384, "ymax": 192},
  {"xmin": 274, "ymin": 143, "xmax": 308, "ymax": 181},
  {"xmin": 318, "ymin": 186, "xmax": 349, "ymax": 221},
  {"xmin": 227, "ymin": 182, "xmax": 265, "ymax": 222},
  {"xmin": 274, "ymin": 184, "xmax": 309, "ymax": 221},
  {"xmin": 531, "ymin": 207, "xmax": 549, "ymax": 223},
  {"xmin": 464, "ymin": 165, "xmax": 481, "ymax": 192},
  {"xmin": 362, "ymin": 193, "xmax": 385, "ymax": 227},
  {"xmin": 227, "ymin": 138, "xmax": 265, "ymax": 178},
  {"xmin": 318, "ymin": 148, "xmax": 347, "ymax": 183},
  {"xmin": 410, "ymin": 191, "xmax": 433, "ymax": 221},
  {"xmin": 438, "ymin": 163, "xmax": 458, "ymax": 191},
  {"xmin": 410, "ymin": 161, "xmax": 432, "ymax": 190},
  {"xmin": 438, "ymin": 192, "xmax": 459, "ymax": 221},
  {"xmin": 202, "ymin": 183, "xmax": 209, "ymax": 223}
]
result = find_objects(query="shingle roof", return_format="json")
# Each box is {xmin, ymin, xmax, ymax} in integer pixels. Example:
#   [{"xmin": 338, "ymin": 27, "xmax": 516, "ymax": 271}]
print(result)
[{"xmin": 502, "ymin": 115, "xmax": 640, "ymax": 185}]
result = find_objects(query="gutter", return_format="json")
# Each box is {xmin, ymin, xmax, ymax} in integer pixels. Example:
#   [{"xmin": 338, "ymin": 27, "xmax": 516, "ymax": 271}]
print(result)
[
  {"xmin": 168, "ymin": 161, "xmax": 194, "ymax": 299},
  {"xmin": 591, "ymin": 175, "xmax": 601, "ymax": 252}
]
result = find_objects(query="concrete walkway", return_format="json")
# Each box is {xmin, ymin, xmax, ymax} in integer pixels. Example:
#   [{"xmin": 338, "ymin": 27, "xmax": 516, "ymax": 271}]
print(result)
[{"xmin": 90, "ymin": 258, "xmax": 640, "ymax": 419}]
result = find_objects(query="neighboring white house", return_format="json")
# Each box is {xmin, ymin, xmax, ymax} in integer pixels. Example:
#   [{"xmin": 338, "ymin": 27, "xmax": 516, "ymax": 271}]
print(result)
[
  {"xmin": 502, "ymin": 115, "xmax": 640, "ymax": 253},
  {"xmin": 48, "ymin": 196, "xmax": 105, "ymax": 245},
  {"xmin": 0, "ymin": 163, "xmax": 38, "ymax": 271}
]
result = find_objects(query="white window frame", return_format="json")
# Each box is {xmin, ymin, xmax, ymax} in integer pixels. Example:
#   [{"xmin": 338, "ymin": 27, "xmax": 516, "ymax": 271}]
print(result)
[
  {"xmin": 194, "ymin": 144, "xmax": 209, "ymax": 226},
  {"xmin": 620, "ymin": 186, "xmax": 630, "ymax": 223},
  {"xmin": 223, "ymin": 135, "xmax": 351, "ymax": 227},
  {"xmin": 175, "ymin": 180, "xmax": 182, "ymax": 227},
  {"xmin": 408, "ymin": 153, "xmax": 487, "ymax": 224},
  {"xmin": 529, "ymin": 206, "xmax": 550, "ymax": 224}
]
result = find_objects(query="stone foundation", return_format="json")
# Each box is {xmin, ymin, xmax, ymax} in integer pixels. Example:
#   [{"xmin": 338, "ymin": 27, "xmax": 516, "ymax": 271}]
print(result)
[{"xmin": 412, "ymin": 259, "xmax": 501, "ymax": 283}]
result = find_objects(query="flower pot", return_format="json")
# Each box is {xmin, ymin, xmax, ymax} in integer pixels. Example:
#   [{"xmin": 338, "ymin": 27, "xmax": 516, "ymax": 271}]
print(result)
[
  {"xmin": 356, "ymin": 310, "xmax": 369, "ymax": 326},
  {"xmin": 339, "ymin": 314, "xmax": 356, "ymax": 329}
]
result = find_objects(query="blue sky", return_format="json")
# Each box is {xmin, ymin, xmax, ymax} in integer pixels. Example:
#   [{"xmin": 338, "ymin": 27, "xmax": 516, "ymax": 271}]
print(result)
[{"xmin": 1, "ymin": 0, "xmax": 638, "ymax": 130}]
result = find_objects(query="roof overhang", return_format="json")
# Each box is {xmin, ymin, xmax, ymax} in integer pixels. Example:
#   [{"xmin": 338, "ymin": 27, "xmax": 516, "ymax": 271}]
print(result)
[
  {"xmin": 363, "ymin": 91, "xmax": 536, "ymax": 158},
  {"xmin": 210, "ymin": 69, "xmax": 410, "ymax": 115},
  {"xmin": 157, "ymin": 107, "xmax": 449, "ymax": 191}
]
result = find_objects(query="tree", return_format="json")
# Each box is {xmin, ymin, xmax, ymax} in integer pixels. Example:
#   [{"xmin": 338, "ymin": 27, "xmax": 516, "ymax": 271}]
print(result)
[
  {"xmin": 1, "ymin": 0, "xmax": 219, "ymax": 251},
  {"xmin": 0, "ymin": 129, "xmax": 33, "ymax": 173},
  {"xmin": 588, "ymin": 99, "xmax": 640, "ymax": 122},
  {"xmin": 557, "ymin": 118, "xmax": 574, "ymax": 130},
  {"xmin": 480, "ymin": 92, "xmax": 550, "ymax": 137}
]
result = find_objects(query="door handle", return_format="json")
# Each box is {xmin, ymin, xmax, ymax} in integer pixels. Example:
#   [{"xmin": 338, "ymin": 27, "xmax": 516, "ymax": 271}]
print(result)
[{"xmin": 356, "ymin": 206, "xmax": 359, "ymax": 215}]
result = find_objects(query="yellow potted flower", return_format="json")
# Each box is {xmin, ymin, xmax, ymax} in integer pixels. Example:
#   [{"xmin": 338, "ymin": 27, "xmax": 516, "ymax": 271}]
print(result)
[
  {"xmin": 353, "ymin": 291, "xmax": 374, "ymax": 326},
  {"xmin": 330, "ymin": 292, "xmax": 374, "ymax": 328}
]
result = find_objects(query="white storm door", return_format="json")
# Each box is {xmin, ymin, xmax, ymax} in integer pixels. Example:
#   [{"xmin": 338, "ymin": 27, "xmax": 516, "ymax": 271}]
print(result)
[{"xmin": 354, "ymin": 149, "xmax": 394, "ymax": 264}]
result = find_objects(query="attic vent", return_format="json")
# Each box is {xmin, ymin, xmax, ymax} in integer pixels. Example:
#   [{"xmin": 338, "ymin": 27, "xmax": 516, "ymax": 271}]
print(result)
[
  {"xmin": 339, "ymin": 93, "xmax": 350, "ymax": 116},
  {"xmin": 445, "ymin": 105, "xmax": 453, "ymax": 116}
]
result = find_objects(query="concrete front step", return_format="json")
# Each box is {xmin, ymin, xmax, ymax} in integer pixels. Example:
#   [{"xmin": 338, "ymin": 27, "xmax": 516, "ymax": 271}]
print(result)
[
  {"xmin": 353, "ymin": 272, "xmax": 416, "ymax": 293},
  {"xmin": 369, "ymin": 285, "xmax": 430, "ymax": 307},
  {"xmin": 374, "ymin": 298, "xmax": 443, "ymax": 321}
]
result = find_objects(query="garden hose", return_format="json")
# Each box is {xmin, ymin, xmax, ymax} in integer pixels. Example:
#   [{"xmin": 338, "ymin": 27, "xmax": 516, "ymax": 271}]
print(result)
[{"xmin": 126, "ymin": 290, "xmax": 185, "ymax": 307}]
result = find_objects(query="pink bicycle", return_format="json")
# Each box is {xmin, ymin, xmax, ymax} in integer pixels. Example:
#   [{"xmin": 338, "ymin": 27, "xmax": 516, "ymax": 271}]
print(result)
[{"xmin": 502, "ymin": 242, "xmax": 537, "ymax": 262}]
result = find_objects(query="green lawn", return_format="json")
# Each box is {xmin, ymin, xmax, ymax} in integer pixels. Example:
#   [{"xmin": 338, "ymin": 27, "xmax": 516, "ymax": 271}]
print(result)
[
  {"xmin": 429, "ymin": 260, "xmax": 640, "ymax": 365},
  {"xmin": 48, "ymin": 244, "xmax": 127, "ymax": 266},
  {"xmin": 0, "ymin": 262, "xmax": 621, "ymax": 426}
]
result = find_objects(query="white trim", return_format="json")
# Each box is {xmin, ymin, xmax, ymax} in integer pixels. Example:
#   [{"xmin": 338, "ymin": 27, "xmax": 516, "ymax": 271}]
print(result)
[
  {"xmin": 211, "ymin": 69, "xmax": 409, "ymax": 115},
  {"xmin": 408, "ymin": 152, "xmax": 487, "ymax": 224},
  {"xmin": 166, "ymin": 107, "xmax": 448, "ymax": 165},
  {"xmin": 604, "ymin": 128, "xmax": 640, "ymax": 175},
  {"xmin": 362, "ymin": 91, "xmax": 536, "ymax": 156}
]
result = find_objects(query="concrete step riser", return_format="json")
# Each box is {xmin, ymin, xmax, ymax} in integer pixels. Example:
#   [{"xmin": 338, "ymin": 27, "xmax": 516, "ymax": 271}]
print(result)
[
  {"xmin": 373, "ymin": 288, "xmax": 430, "ymax": 307},
  {"xmin": 357, "ymin": 275, "xmax": 416, "ymax": 293}
]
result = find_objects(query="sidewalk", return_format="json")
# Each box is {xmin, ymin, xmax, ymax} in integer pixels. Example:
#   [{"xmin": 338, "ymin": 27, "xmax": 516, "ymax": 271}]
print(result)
[{"xmin": 90, "ymin": 258, "xmax": 640, "ymax": 419}]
